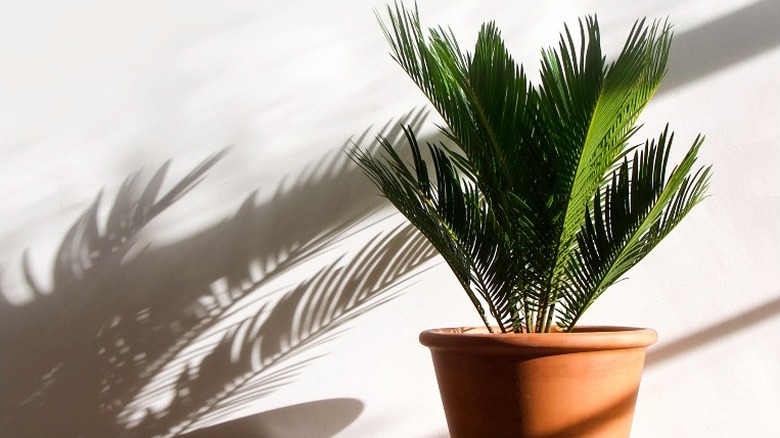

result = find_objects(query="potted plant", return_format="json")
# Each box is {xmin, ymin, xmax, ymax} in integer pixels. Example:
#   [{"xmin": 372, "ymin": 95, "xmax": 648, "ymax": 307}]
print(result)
[{"xmin": 350, "ymin": 3, "xmax": 711, "ymax": 437}]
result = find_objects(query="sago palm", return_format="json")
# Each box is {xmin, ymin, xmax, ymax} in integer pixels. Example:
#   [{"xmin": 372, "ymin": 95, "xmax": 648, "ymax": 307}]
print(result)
[{"xmin": 350, "ymin": 3, "xmax": 711, "ymax": 333}]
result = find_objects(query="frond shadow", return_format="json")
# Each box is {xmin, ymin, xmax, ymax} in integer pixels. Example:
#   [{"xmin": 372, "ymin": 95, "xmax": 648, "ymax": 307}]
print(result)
[
  {"xmin": 128, "ymin": 222, "xmax": 436, "ymax": 437},
  {"xmin": 0, "ymin": 110, "xmax": 435, "ymax": 437}
]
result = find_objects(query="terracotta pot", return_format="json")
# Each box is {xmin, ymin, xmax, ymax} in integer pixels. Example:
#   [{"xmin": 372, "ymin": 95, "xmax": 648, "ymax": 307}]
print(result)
[{"xmin": 420, "ymin": 326, "xmax": 657, "ymax": 438}]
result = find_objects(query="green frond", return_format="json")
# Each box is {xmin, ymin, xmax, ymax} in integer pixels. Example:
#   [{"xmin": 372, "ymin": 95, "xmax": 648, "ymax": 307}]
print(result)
[
  {"xmin": 350, "ymin": 126, "xmax": 528, "ymax": 332},
  {"xmin": 356, "ymin": 2, "xmax": 710, "ymax": 332},
  {"xmin": 534, "ymin": 17, "xmax": 674, "ymax": 331},
  {"xmin": 349, "ymin": 128, "xmax": 491, "ymax": 328},
  {"xmin": 558, "ymin": 127, "xmax": 710, "ymax": 330},
  {"xmin": 379, "ymin": 4, "xmax": 543, "ymax": 207}
]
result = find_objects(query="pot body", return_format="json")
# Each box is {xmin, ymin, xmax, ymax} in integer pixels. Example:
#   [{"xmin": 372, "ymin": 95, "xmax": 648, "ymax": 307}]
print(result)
[{"xmin": 420, "ymin": 326, "xmax": 657, "ymax": 438}]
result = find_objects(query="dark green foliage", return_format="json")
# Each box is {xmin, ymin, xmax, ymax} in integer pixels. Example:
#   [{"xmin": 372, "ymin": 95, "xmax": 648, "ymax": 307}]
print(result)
[{"xmin": 350, "ymin": 3, "xmax": 711, "ymax": 333}]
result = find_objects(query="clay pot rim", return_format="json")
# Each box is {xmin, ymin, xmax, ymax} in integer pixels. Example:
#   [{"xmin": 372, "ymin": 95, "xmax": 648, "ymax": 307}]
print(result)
[{"xmin": 420, "ymin": 325, "xmax": 657, "ymax": 352}]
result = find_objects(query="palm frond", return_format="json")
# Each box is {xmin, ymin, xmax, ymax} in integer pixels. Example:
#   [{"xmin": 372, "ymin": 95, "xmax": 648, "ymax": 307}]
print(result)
[
  {"xmin": 536, "ymin": 18, "xmax": 673, "ymax": 331},
  {"xmin": 559, "ymin": 128, "xmax": 711, "ymax": 330},
  {"xmin": 360, "ymin": 3, "xmax": 709, "ymax": 332},
  {"xmin": 349, "ymin": 125, "xmax": 529, "ymax": 331},
  {"xmin": 380, "ymin": 4, "xmax": 547, "ymax": 218},
  {"xmin": 351, "ymin": 129, "xmax": 488, "ymax": 328}
]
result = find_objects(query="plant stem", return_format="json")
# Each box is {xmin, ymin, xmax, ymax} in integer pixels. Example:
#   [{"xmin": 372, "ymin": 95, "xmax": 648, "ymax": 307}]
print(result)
[{"xmin": 543, "ymin": 302, "xmax": 556, "ymax": 332}]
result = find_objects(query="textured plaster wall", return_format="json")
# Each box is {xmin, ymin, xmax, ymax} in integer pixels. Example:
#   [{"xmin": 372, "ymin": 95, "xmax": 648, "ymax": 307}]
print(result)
[{"xmin": 1, "ymin": 1, "xmax": 778, "ymax": 437}]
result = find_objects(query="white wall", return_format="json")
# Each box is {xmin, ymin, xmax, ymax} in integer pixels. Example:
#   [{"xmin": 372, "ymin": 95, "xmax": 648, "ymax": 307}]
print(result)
[{"xmin": 1, "ymin": 0, "xmax": 778, "ymax": 437}]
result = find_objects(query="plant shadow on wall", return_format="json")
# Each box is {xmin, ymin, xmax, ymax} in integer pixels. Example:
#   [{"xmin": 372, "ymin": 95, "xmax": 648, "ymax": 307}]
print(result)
[{"xmin": 0, "ymin": 111, "xmax": 438, "ymax": 438}]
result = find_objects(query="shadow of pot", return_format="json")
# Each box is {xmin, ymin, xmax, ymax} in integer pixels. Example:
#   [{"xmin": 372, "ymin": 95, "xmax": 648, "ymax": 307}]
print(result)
[
  {"xmin": 420, "ymin": 326, "xmax": 657, "ymax": 438},
  {"xmin": 179, "ymin": 398, "xmax": 364, "ymax": 438}
]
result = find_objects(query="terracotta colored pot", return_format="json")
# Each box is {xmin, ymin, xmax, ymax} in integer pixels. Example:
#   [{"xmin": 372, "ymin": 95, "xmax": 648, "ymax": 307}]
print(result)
[{"xmin": 420, "ymin": 326, "xmax": 657, "ymax": 438}]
